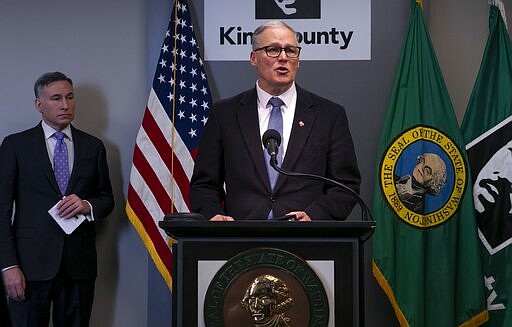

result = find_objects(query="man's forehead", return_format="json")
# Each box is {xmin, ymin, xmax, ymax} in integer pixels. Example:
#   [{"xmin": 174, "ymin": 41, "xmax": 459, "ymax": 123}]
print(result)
[
  {"xmin": 42, "ymin": 81, "xmax": 73, "ymax": 95},
  {"xmin": 260, "ymin": 27, "xmax": 295, "ymax": 41}
]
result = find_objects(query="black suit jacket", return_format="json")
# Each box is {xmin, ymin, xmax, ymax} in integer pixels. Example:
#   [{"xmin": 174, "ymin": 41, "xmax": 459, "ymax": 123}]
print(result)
[
  {"xmin": 190, "ymin": 86, "xmax": 360, "ymax": 220},
  {"xmin": 0, "ymin": 123, "xmax": 114, "ymax": 280}
]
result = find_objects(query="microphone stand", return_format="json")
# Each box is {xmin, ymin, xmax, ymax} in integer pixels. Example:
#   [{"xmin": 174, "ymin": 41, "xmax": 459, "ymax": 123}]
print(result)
[{"xmin": 269, "ymin": 156, "xmax": 374, "ymax": 222}]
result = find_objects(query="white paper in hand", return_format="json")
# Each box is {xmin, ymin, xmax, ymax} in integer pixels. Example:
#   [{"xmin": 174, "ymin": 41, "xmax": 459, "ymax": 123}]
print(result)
[{"xmin": 48, "ymin": 201, "xmax": 86, "ymax": 234}]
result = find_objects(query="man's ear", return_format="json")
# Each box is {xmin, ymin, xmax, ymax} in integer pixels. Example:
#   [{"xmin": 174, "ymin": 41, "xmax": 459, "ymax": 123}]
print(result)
[
  {"xmin": 250, "ymin": 51, "xmax": 257, "ymax": 67},
  {"xmin": 35, "ymin": 98, "xmax": 42, "ymax": 113}
]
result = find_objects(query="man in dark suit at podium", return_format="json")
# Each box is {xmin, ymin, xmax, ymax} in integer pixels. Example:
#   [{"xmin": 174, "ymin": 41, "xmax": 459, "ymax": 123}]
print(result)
[
  {"xmin": 0, "ymin": 72, "xmax": 114, "ymax": 326},
  {"xmin": 190, "ymin": 21, "xmax": 360, "ymax": 222}
]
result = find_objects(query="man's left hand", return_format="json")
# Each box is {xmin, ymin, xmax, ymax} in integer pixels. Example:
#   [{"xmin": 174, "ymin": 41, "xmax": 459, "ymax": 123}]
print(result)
[
  {"xmin": 57, "ymin": 194, "xmax": 91, "ymax": 219},
  {"xmin": 287, "ymin": 211, "xmax": 311, "ymax": 221}
]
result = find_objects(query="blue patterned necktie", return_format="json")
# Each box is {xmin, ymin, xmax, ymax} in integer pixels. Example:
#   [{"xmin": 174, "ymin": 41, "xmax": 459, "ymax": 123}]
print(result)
[
  {"xmin": 265, "ymin": 97, "xmax": 284, "ymax": 219},
  {"xmin": 53, "ymin": 132, "xmax": 69, "ymax": 196},
  {"xmin": 265, "ymin": 97, "xmax": 284, "ymax": 191}
]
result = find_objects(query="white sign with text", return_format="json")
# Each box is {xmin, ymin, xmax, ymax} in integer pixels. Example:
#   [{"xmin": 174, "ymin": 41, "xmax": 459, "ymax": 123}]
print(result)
[{"xmin": 204, "ymin": 0, "xmax": 371, "ymax": 61}]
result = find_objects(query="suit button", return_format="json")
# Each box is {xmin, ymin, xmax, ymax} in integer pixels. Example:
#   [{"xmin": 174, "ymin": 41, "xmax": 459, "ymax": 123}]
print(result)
[{"xmin": 270, "ymin": 195, "xmax": 276, "ymax": 202}]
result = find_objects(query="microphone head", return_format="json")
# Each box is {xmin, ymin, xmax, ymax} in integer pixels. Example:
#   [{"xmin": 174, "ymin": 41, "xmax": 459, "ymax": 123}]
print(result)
[{"xmin": 262, "ymin": 129, "xmax": 282, "ymax": 148}]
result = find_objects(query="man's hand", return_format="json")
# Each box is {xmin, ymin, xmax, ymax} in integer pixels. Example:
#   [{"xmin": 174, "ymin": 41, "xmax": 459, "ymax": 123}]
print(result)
[
  {"xmin": 56, "ymin": 194, "xmax": 91, "ymax": 219},
  {"xmin": 287, "ymin": 211, "xmax": 311, "ymax": 221},
  {"xmin": 210, "ymin": 214, "xmax": 234, "ymax": 221},
  {"xmin": 3, "ymin": 267, "xmax": 25, "ymax": 302}
]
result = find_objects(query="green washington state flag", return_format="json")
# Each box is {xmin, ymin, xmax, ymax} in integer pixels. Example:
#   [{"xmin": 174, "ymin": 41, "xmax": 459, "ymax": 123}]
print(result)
[
  {"xmin": 461, "ymin": 2, "xmax": 512, "ymax": 326},
  {"xmin": 372, "ymin": 1, "xmax": 488, "ymax": 325}
]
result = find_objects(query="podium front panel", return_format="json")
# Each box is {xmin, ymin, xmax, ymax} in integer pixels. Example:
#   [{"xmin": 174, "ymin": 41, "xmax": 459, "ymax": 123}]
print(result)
[{"xmin": 172, "ymin": 236, "xmax": 361, "ymax": 327}]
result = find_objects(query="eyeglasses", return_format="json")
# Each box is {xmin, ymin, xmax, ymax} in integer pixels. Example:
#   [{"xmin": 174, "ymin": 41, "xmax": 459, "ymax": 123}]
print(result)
[{"xmin": 253, "ymin": 45, "xmax": 302, "ymax": 58}]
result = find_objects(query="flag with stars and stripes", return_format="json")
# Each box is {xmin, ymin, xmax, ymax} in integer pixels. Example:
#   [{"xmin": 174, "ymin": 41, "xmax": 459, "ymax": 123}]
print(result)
[{"xmin": 125, "ymin": 0, "xmax": 212, "ymax": 290}]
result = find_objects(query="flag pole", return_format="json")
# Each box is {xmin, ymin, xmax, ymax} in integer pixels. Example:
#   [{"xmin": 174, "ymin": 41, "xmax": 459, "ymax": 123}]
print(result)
[{"xmin": 169, "ymin": 1, "xmax": 179, "ymax": 214}]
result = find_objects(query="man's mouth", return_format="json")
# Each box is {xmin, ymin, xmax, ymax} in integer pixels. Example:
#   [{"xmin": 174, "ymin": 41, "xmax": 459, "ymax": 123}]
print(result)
[{"xmin": 251, "ymin": 313, "xmax": 265, "ymax": 321}]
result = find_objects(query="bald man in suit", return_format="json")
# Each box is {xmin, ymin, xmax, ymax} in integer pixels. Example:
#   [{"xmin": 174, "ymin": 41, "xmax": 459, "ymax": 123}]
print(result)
[
  {"xmin": 0, "ymin": 72, "xmax": 114, "ymax": 326},
  {"xmin": 190, "ymin": 21, "xmax": 360, "ymax": 221}
]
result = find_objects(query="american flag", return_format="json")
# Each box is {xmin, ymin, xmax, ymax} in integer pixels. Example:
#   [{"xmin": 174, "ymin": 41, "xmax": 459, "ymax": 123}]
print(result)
[{"xmin": 125, "ymin": 0, "xmax": 212, "ymax": 290}]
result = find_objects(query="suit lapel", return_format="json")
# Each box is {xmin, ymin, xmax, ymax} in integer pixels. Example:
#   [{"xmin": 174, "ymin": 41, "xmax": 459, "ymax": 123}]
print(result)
[
  {"xmin": 275, "ymin": 87, "xmax": 316, "ymax": 190},
  {"xmin": 237, "ymin": 89, "xmax": 272, "ymax": 189},
  {"xmin": 67, "ymin": 125, "xmax": 83, "ymax": 193},
  {"xmin": 31, "ymin": 124, "xmax": 61, "ymax": 195}
]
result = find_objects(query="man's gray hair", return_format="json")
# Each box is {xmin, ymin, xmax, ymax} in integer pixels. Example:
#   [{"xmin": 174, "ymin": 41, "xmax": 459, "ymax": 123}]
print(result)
[
  {"xmin": 34, "ymin": 71, "xmax": 73, "ymax": 98},
  {"xmin": 251, "ymin": 20, "xmax": 298, "ymax": 49}
]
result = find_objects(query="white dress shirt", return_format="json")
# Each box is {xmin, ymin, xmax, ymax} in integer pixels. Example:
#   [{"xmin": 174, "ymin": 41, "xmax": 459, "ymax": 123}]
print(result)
[{"xmin": 256, "ymin": 81, "xmax": 297, "ymax": 159}]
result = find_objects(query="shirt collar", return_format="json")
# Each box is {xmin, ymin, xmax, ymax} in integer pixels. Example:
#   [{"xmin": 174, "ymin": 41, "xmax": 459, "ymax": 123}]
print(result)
[
  {"xmin": 255, "ymin": 81, "xmax": 296, "ymax": 109},
  {"xmin": 41, "ymin": 121, "xmax": 72, "ymax": 141}
]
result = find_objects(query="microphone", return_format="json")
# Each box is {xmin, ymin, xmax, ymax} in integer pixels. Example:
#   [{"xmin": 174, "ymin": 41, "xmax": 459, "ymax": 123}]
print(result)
[
  {"xmin": 262, "ymin": 129, "xmax": 281, "ymax": 159},
  {"xmin": 261, "ymin": 129, "xmax": 374, "ymax": 221}
]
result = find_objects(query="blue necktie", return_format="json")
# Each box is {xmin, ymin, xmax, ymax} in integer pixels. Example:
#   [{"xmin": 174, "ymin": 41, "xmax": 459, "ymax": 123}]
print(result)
[
  {"xmin": 265, "ymin": 97, "xmax": 284, "ymax": 190},
  {"xmin": 265, "ymin": 97, "xmax": 284, "ymax": 219},
  {"xmin": 53, "ymin": 132, "xmax": 69, "ymax": 196}
]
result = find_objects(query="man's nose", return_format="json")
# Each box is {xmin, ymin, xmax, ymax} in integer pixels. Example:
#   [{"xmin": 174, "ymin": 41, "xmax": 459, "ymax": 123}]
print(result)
[
  {"xmin": 251, "ymin": 298, "xmax": 262, "ymax": 308},
  {"xmin": 60, "ymin": 98, "xmax": 69, "ymax": 109},
  {"xmin": 277, "ymin": 49, "xmax": 288, "ymax": 60}
]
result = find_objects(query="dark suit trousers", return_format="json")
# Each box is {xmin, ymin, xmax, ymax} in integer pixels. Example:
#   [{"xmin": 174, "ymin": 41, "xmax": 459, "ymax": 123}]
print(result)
[
  {"xmin": 1, "ymin": 279, "xmax": 11, "ymax": 326},
  {"xmin": 8, "ymin": 265, "xmax": 95, "ymax": 327}
]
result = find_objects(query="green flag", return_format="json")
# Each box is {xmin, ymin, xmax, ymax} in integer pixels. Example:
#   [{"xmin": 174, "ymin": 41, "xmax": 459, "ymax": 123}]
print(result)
[
  {"xmin": 461, "ymin": 3, "xmax": 512, "ymax": 326},
  {"xmin": 372, "ymin": 1, "xmax": 488, "ymax": 325}
]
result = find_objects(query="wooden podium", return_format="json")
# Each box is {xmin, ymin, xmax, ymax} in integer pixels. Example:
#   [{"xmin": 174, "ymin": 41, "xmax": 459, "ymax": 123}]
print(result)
[{"xmin": 159, "ymin": 219, "xmax": 375, "ymax": 327}]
